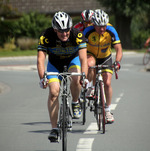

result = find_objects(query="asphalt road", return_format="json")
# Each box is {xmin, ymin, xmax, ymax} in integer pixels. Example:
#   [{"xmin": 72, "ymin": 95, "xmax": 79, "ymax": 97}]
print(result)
[{"xmin": 0, "ymin": 52, "xmax": 150, "ymax": 151}]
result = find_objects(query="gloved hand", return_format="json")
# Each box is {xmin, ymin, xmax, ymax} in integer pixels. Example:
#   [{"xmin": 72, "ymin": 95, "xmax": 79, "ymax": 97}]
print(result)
[
  {"xmin": 39, "ymin": 78, "xmax": 48, "ymax": 89},
  {"xmin": 80, "ymin": 78, "xmax": 89, "ymax": 89},
  {"xmin": 113, "ymin": 61, "xmax": 121, "ymax": 70}
]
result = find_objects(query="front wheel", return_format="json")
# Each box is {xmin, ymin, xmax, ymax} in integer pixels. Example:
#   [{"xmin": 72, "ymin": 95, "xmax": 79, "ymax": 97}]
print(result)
[
  {"xmin": 62, "ymin": 96, "xmax": 67, "ymax": 151},
  {"xmin": 96, "ymin": 81, "xmax": 105, "ymax": 133},
  {"xmin": 143, "ymin": 51, "xmax": 150, "ymax": 65}
]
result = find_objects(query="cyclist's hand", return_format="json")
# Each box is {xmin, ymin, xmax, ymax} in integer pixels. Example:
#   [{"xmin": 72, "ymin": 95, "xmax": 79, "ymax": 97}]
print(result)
[
  {"xmin": 80, "ymin": 78, "xmax": 89, "ymax": 89},
  {"xmin": 113, "ymin": 61, "xmax": 121, "ymax": 71},
  {"xmin": 39, "ymin": 78, "xmax": 48, "ymax": 89}
]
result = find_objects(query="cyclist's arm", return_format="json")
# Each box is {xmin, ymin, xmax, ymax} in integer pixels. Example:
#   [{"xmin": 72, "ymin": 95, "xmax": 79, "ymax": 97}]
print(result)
[
  {"xmin": 113, "ymin": 43, "xmax": 122, "ymax": 63},
  {"xmin": 144, "ymin": 37, "xmax": 150, "ymax": 48},
  {"xmin": 37, "ymin": 51, "xmax": 47, "ymax": 79},
  {"xmin": 79, "ymin": 48, "xmax": 88, "ymax": 77}
]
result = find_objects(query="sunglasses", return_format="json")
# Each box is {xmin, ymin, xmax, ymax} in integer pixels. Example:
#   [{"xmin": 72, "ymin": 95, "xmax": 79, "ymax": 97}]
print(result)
[{"xmin": 57, "ymin": 28, "xmax": 70, "ymax": 33}]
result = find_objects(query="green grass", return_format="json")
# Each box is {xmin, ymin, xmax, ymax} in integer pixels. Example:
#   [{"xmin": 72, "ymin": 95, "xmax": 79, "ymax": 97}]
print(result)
[
  {"xmin": 0, "ymin": 49, "xmax": 37, "ymax": 57},
  {"xmin": 0, "ymin": 48, "xmax": 146, "ymax": 58}
]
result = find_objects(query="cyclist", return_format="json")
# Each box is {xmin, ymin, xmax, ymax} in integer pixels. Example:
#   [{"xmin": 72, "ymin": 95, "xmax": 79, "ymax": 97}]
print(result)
[
  {"xmin": 144, "ymin": 37, "xmax": 150, "ymax": 48},
  {"xmin": 74, "ymin": 9, "xmax": 94, "ymax": 32},
  {"xmin": 37, "ymin": 11, "xmax": 88, "ymax": 142},
  {"xmin": 83, "ymin": 9, "xmax": 122, "ymax": 123}
]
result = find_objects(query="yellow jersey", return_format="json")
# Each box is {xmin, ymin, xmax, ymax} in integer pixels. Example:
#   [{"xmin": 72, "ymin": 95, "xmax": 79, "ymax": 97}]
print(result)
[{"xmin": 83, "ymin": 24, "xmax": 121, "ymax": 59}]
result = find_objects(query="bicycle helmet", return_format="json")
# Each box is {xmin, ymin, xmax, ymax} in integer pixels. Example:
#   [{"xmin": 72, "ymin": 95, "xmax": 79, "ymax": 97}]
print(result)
[
  {"xmin": 52, "ymin": 11, "xmax": 72, "ymax": 30},
  {"xmin": 81, "ymin": 10, "xmax": 94, "ymax": 22},
  {"xmin": 92, "ymin": 9, "xmax": 109, "ymax": 26}
]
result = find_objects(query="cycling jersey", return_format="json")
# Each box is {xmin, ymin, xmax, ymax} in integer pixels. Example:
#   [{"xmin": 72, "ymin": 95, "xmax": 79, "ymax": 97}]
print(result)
[
  {"xmin": 38, "ymin": 27, "xmax": 87, "ymax": 72},
  {"xmin": 74, "ymin": 22, "xmax": 84, "ymax": 31},
  {"xmin": 83, "ymin": 24, "xmax": 121, "ymax": 59}
]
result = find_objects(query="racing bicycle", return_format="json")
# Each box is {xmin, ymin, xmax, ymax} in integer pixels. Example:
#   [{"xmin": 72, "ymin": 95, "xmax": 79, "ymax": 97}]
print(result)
[
  {"xmin": 87, "ymin": 64, "xmax": 118, "ymax": 134},
  {"xmin": 44, "ymin": 66, "xmax": 85, "ymax": 151}
]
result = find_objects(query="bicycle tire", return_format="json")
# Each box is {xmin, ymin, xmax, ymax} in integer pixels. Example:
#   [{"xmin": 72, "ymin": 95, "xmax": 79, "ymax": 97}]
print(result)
[
  {"xmin": 62, "ymin": 95, "xmax": 67, "ymax": 151},
  {"xmin": 82, "ymin": 90, "xmax": 86, "ymax": 125},
  {"xmin": 94, "ymin": 83, "xmax": 101, "ymax": 131},
  {"xmin": 99, "ymin": 81, "xmax": 105, "ymax": 134},
  {"xmin": 143, "ymin": 51, "xmax": 150, "ymax": 65}
]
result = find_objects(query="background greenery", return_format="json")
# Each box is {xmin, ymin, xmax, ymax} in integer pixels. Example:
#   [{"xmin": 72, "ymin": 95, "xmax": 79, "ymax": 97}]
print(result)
[{"xmin": 0, "ymin": 0, "xmax": 150, "ymax": 54}]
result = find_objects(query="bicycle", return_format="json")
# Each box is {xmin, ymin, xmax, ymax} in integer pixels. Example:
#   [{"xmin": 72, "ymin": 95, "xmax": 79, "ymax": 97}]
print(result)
[
  {"xmin": 87, "ymin": 64, "xmax": 118, "ymax": 134},
  {"xmin": 44, "ymin": 66, "xmax": 85, "ymax": 151},
  {"xmin": 143, "ymin": 48, "xmax": 150, "ymax": 65}
]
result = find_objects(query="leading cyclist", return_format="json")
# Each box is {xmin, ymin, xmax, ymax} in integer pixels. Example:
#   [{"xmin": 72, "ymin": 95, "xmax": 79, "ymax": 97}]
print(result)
[
  {"xmin": 83, "ymin": 9, "xmax": 123, "ymax": 123},
  {"xmin": 37, "ymin": 11, "xmax": 88, "ymax": 142}
]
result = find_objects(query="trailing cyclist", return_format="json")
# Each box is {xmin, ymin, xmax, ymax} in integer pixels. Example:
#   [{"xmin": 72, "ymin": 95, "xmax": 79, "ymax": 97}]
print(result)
[
  {"xmin": 37, "ymin": 11, "xmax": 88, "ymax": 142},
  {"xmin": 74, "ymin": 9, "xmax": 94, "ymax": 32},
  {"xmin": 83, "ymin": 9, "xmax": 123, "ymax": 123}
]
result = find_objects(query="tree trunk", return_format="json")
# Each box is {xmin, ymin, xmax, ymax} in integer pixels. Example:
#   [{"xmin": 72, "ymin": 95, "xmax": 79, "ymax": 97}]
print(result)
[{"xmin": 115, "ymin": 15, "xmax": 132, "ymax": 49}]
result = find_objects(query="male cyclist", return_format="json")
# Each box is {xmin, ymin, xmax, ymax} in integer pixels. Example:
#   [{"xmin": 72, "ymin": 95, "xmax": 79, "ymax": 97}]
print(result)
[
  {"xmin": 74, "ymin": 9, "xmax": 94, "ymax": 32},
  {"xmin": 37, "ymin": 11, "xmax": 88, "ymax": 142},
  {"xmin": 144, "ymin": 37, "xmax": 150, "ymax": 48},
  {"xmin": 83, "ymin": 9, "xmax": 122, "ymax": 123}
]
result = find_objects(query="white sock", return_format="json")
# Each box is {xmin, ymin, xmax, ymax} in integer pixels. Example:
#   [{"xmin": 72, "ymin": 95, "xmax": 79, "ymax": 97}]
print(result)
[{"xmin": 105, "ymin": 105, "xmax": 111, "ymax": 112}]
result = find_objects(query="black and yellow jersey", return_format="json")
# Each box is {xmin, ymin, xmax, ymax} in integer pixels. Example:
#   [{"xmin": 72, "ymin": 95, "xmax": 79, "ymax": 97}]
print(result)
[
  {"xmin": 38, "ymin": 27, "xmax": 86, "ymax": 64},
  {"xmin": 83, "ymin": 24, "xmax": 121, "ymax": 59}
]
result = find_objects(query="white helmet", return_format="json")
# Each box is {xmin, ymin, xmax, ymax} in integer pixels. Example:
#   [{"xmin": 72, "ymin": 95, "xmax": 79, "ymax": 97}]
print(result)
[
  {"xmin": 92, "ymin": 9, "xmax": 109, "ymax": 26},
  {"xmin": 81, "ymin": 10, "xmax": 94, "ymax": 22},
  {"xmin": 52, "ymin": 11, "xmax": 72, "ymax": 30}
]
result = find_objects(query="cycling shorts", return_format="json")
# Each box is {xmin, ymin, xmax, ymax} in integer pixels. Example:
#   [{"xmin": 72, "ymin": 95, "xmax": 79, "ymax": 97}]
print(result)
[
  {"xmin": 47, "ymin": 56, "xmax": 81, "ymax": 83},
  {"xmin": 96, "ymin": 54, "xmax": 113, "ymax": 74}
]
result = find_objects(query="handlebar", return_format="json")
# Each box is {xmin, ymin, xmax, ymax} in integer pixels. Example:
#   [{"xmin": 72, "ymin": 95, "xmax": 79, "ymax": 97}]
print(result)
[
  {"xmin": 43, "ymin": 71, "xmax": 86, "ymax": 86},
  {"xmin": 89, "ymin": 64, "xmax": 118, "ymax": 79}
]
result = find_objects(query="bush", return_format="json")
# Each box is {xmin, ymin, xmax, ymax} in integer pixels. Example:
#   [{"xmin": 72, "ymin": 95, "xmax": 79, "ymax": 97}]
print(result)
[{"xmin": 14, "ymin": 12, "xmax": 51, "ymax": 39}]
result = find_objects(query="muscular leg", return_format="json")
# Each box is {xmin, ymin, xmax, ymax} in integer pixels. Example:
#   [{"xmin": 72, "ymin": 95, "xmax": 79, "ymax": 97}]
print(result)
[
  {"xmin": 69, "ymin": 68, "xmax": 81, "ymax": 102},
  {"xmin": 102, "ymin": 72, "xmax": 112, "ymax": 107},
  {"xmin": 47, "ymin": 82, "xmax": 60, "ymax": 128},
  {"xmin": 87, "ymin": 54, "xmax": 96, "ymax": 85}
]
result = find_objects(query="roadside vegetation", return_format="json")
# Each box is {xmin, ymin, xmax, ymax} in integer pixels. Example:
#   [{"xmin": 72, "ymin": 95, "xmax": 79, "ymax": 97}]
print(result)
[{"xmin": 0, "ymin": 1, "xmax": 149, "ymax": 58}]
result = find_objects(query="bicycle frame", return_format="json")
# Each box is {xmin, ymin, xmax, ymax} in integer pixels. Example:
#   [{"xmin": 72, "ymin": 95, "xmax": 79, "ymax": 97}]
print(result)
[{"xmin": 44, "ymin": 68, "xmax": 85, "ymax": 151}]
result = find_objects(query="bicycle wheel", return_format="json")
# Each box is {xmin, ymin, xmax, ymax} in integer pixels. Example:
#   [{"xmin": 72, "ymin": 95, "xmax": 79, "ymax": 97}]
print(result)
[
  {"xmin": 99, "ymin": 81, "xmax": 105, "ymax": 134},
  {"xmin": 94, "ymin": 83, "xmax": 101, "ymax": 131},
  {"xmin": 82, "ymin": 89, "xmax": 86, "ymax": 125},
  {"xmin": 62, "ymin": 95, "xmax": 67, "ymax": 151},
  {"xmin": 143, "ymin": 51, "xmax": 150, "ymax": 65},
  {"xmin": 95, "ymin": 82, "xmax": 105, "ymax": 133}
]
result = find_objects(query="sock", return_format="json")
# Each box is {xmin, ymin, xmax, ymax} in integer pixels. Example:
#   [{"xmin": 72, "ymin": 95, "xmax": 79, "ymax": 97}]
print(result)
[{"xmin": 105, "ymin": 105, "xmax": 111, "ymax": 112}]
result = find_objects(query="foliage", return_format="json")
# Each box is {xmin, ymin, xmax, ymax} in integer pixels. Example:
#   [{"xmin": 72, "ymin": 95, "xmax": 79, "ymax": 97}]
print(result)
[
  {"xmin": 0, "ymin": 19, "xmax": 16, "ymax": 46},
  {"xmin": 98, "ymin": 0, "xmax": 150, "ymax": 17},
  {"xmin": 0, "ymin": 12, "xmax": 51, "ymax": 48},
  {"xmin": 14, "ymin": 12, "xmax": 51, "ymax": 39},
  {"xmin": 97, "ymin": 0, "xmax": 150, "ymax": 48}
]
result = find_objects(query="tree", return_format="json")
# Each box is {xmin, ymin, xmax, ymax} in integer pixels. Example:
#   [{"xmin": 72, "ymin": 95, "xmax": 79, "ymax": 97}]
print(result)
[{"xmin": 97, "ymin": 0, "xmax": 150, "ymax": 49}]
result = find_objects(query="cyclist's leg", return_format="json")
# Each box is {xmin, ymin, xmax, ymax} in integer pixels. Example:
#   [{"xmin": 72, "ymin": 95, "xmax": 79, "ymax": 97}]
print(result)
[
  {"xmin": 102, "ymin": 72, "xmax": 112, "ymax": 107},
  {"xmin": 87, "ymin": 53, "xmax": 96, "ymax": 85},
  {"xmin": 68, "ymin": 56, "xmax": 81, "ymax": 102},
  {"xmin": 47, "ymin": 61, "xmax": 61, "ymax": 129},
  {"xmin": 68, "ymin": 56, "xmax": 82, "ymax": 118}
]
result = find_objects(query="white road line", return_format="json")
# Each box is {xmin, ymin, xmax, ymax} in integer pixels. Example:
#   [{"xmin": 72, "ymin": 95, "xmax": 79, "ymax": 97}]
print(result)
[
  {"xmin": 76, "ymin": 92, "xmax": 124, "ymax": 151},
  {"xmin": 76, "ymin": 138, "xmax": 94, "ymax": 151},
  {"xmin": 111, "ymin": 104, "xmax": 117, "ymax": 110},
  {"xmin": 83, "ymin": 122, "xmax": 98, "ymax": 134},
  {"xmin": 115, "ymin": 97, "xmax": 121, "ymax": 103}
]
